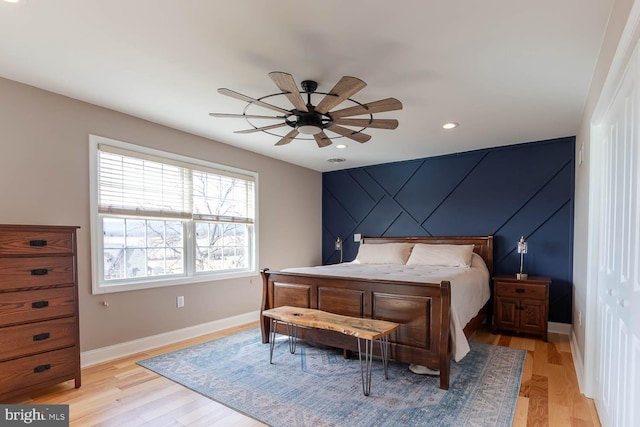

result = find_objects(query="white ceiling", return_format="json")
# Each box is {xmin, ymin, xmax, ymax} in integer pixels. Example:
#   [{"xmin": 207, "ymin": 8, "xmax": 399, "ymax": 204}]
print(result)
[{"xmin": 0, "ymin": 0, "xmax": 613, "ymax": 172}]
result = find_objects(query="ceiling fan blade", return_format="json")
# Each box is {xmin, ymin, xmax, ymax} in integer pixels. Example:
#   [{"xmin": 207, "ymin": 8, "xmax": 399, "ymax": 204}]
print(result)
[
  {"xmin": 234, "ymin": 123, "xmax": 289, "ymax": 134},
  {"xmin": 217, "ymin": 88, "xmax": 290, "ymax": 114},
  {"xmin": 329, "ymin": 98, "xmax": 403, "ymax": 119},
  {"xmin": 275, "ymin": 129, "xmax": 299, "ymax": 146},
  {"xmin": 315, "ymin": 76, "xmax": 367, "ymax": 114},
  {"xmin": 326, "ymin": 125, "xmax": 372, "ymax": 143},
  {"xmin": 314, "ymin": 131, "xmax": 332, "ymax": 148},
  {"xmin": 209, "ymin": 113, "xmax": 286, "ymax": 119},
  {"xmin": 269, "ymin": 72, "xmax": 308, "ymax": 113},
  {"xmin": 334, "ymin": 118, "xmax": 399, "ymax": 130}
]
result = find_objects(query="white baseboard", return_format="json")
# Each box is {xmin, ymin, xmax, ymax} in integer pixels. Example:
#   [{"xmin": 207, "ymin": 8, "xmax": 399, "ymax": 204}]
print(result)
[
  {"xmin": 569, "ymin": 328, "xmax": 585, "ymax": 393},
  {"xmin": 80, "ymin": 310, "xmax": 260, "ymax": 368},
  {"xmin": 548, "ymin": 321, "xmax": 572, "ymax": 335}
]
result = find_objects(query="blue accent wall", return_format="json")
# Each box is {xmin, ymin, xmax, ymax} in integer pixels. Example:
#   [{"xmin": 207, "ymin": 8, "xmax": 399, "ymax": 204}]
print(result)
[{"xmin": 322, "ymin": 137, "xmax": 575, "ymax": 324}]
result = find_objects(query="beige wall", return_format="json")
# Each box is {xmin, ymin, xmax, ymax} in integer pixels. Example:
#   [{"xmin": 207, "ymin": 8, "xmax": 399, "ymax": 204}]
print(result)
[
  {"xmin": 573, "ymin": 0, "xmax": 633, "ymax": 361},
  {"xmin": 0, "ymin": 77, "xmax": 322, "ymax": 352}
]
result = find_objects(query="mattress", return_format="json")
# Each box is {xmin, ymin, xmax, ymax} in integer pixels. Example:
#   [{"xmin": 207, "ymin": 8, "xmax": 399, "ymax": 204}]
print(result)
[{"xmin": 282, "ymin": 253, "xmax": 491, "ymax": 362}]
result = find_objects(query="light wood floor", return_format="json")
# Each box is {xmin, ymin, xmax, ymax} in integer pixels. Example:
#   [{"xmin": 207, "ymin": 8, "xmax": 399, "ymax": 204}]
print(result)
[{"xmin": 6, "ymin": 322, "xmax": 600, "ymax": 426}]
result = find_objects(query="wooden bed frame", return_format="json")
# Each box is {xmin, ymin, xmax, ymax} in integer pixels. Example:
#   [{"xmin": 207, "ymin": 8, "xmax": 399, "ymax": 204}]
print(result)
[{"xmin": 260, "ymin": 235, "xmax": 494, "ymax": 390}]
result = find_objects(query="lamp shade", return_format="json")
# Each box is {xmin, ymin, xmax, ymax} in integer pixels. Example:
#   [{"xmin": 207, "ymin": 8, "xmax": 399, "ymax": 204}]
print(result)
[
  {"xmin": 516, "ymin": 236, "xmax": 528, "ymax": 279},
  {"xmin": 517, "ymin": 236, "xmax": 528, "ymax": 254}
]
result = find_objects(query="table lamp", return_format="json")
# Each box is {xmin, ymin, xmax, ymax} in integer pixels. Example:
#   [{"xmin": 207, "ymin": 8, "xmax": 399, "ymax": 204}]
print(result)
[{"xmin": 516, "ymin": 236, "xmax": 528, "ymax": 280}]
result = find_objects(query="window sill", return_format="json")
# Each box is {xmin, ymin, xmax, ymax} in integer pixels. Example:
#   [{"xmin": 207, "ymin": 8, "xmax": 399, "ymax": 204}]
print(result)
[{"xmin": 92, "ymin": 269, "xmax": 259, "ymax": 294}]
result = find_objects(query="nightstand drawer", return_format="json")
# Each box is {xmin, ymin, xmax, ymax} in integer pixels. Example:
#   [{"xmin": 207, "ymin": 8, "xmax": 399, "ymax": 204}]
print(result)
[
  {"xmin": 495, "ymin": 282, "xmax": 546, "ymax": 299},
  {"xmin": 0, "ymin": 317, "xmax": 77, "ymax": 362}
]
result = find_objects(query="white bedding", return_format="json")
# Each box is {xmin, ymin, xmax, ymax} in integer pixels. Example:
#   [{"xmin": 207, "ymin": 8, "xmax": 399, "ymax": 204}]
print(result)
[{"xmin": 282, "ymin": 253, "xmax": 490, "ymax": 362}]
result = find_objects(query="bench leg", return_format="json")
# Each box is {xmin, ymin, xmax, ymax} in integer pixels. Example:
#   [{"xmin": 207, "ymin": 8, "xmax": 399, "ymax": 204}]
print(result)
[
  {"xmin": 269, "ymin": 320, "xmax": 298, "ymax": 364},
  {"xmin": 357, "ymin": 338, "xmax": 374, "ymax": 396},
  {"xmin": 286, "ymin": 323, "xmax": 298, "ymax": 354},
  {"xmin": 380, "ymin": 335, "xmax": 390, "ymax": 380},
  {"xmin": 357, "ymin": 336, "xmax": 392, "ymax": 396},
  {"xmin": 269, "ymin": 319, "xmax": 277, "ymax": 364}
]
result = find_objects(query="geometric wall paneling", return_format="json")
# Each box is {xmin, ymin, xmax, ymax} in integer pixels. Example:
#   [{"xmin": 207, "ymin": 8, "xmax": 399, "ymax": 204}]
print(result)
[
  {"xmin": 348, "ymin": 169, "xmax": 387, "ymax": 201},
  {"xmin": 385, "ymin": 212, "xmax": 429, "ymax": 238},
  {"xmin": 323, "ymin": 171, "xmax": 377, "ymax": 222},
  {"xmin": 322, "ymin": 188, "xmax": 358, "ymax": 238},
  {"xmin": 322, "ymin": 136, "xmax": 575, "ymax": 323},
  {"xmin": 493, "ymin": 164, "xmax": 574, "ymax": 263},
  {"xmin": 365, "ymin": 159, "xmax": 423, "ymax": 196},
  {"xmin": 353, "ymin": 195, "xmax": 405, "ymax": 238},
  {"xmin": 531, "ymin": 203, "xmax": 573, "ymax": 323},
  {"xmin": 395, "ymin": 152, "xmax": 486, "ymax": 225},
  {"xmin": 423, "ymin": 140, "xmax": 574, "ymax": 236}
]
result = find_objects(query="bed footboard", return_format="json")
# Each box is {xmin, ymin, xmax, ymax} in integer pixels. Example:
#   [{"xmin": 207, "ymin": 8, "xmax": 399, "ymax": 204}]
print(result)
[{"xmin": 260, "ymin": 268, "xmax": 452, "ymax": 390}]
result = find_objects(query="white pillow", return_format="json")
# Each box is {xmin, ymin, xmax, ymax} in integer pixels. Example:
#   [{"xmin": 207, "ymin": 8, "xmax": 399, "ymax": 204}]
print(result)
[
  {"xmin": 354, "ymin": 243, "xmax": 414, "ymax": 264},
  {"xmin": 406, "ymin": 244, "xmax": 475, "ymax": 268}
]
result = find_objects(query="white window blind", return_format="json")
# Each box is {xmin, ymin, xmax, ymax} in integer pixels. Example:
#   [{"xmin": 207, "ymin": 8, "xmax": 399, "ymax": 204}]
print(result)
[{"xmin": 97, "ymin": 144, "xmax": 255, "ymax": 223}]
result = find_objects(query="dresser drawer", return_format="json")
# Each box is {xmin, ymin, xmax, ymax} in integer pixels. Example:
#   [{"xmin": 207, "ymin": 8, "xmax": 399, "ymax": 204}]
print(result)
[
  {"xmin": 495, "ymin": 282, "xmax": 546, "ymax": 299},
  {"xmin": 0, "ymin": 286, "xmax": 75, "ymax": 327},
  {"xmin": 0, "ymin": 257, "xmax": 74, "ymax": 291},
  {"xmin": 0, "ymin": 229, "xmax": 75, "ymax": 256},
  {"xmin": 0, "ymin": 346, "xmax": 77, "ymax": 394},
  {"xmin": 0, "ymin": 317, "xmax": 76, "ymax": 362}
]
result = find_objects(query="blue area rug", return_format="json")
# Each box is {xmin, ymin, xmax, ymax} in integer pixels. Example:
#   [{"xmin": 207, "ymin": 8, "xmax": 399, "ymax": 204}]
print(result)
[{"xmin": 138, "ymin": 328, "xmax": 525, "ymax": 426}]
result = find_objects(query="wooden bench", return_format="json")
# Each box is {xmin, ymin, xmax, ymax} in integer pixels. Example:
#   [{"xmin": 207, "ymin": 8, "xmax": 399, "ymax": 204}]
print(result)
[{"xmin": 261, "ymin": 306, "xmax": 400, "ymax": 396}]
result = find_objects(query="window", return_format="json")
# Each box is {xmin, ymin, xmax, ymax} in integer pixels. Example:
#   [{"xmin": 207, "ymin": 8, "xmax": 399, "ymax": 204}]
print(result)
[{"xmin": 90, "ymin": 135, "xmax": 257, "ymax": 293}]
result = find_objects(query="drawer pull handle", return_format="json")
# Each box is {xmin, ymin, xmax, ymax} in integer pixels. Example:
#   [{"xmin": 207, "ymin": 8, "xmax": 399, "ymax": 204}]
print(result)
[
  {"xmin": 515, "ymin": 288, "xmax": 525, "ymax": 293},
  {"xmin": 29, "ymin": 239, "xmax": 48, "ymax": 247},
  {"xmin": 33, "ymin": 364, "xmax": 51, "ymax": 373},
  {"xmin": 31, "ymin": 268, "xmax": 49, "ymax": 276},
  {"xmin": 33, "ymin": 332, "xmax": 51, "ymax": 341},
  {"xmin": 32, "ymin": 301, "xmax": 49, "ymax": 309}
]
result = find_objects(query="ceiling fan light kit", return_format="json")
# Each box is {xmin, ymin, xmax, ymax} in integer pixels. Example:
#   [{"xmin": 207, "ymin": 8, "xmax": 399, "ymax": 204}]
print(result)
[{"xmin": 210, "ymin": 71, "xmax": 402, "ymax": 148}]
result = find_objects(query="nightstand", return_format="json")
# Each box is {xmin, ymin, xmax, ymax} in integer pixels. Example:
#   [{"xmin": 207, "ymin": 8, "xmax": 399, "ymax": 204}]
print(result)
[{"xmin": 492, "ymin": 275, "xmax": 551, "ymax": 341}]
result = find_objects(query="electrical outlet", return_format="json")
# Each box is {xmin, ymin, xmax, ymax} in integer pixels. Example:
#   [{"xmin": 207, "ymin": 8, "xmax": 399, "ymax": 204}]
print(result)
[
  {"xmin": 354, "ymin": 233, "xmax": 361, "ymax": 242},
  {"xmin": 177, "ymin": 296, "xmax": 185, "ymax": 308},
  {"xmin": 578, "ymin": 311, "xmax": 582, "ymax": 326}
]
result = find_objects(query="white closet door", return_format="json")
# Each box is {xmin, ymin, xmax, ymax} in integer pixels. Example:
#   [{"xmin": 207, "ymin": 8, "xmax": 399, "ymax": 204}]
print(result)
[{"xmin": 593, "ymin": 42, "xmax": 640, "ymax": 427}]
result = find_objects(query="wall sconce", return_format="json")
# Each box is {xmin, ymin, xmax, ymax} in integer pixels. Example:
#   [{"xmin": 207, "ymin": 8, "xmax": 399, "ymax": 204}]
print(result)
[
  {"xmin": 516, "ymin": 236, "xmax": 528, "ymax": 280},
  {"xmin": 335, "ymin": 236, "xmax": 343, "ymax": 263}
]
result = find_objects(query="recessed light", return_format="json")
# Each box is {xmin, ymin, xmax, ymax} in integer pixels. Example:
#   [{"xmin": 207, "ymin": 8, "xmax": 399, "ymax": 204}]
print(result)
[
  {"xmin": 442, "ymin": 122, "xmax": 459, "ymax": 130},
  {"xmin": 335, "ymin": 144, "xmax": 347, "ymax": 149},
  {"xmin": 1, "ymin": 0, "xmax": 27, "ymax": 6},
  {"xmin": 327, "ymin": 158, "xmax": 346, "ymax": 163}
]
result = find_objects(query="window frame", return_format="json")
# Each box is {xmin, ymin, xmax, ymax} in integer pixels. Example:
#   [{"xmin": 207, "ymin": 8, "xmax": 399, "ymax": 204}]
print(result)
[{"xmin": 89, "ymin": 135, "xmax": 259, "ymax": 294}]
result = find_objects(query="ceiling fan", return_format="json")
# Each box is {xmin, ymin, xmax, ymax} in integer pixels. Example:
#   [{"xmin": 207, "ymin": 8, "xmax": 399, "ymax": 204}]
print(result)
[{"xmin": 209, "ymin": 72, "xmax": 403, "ymax": 148}]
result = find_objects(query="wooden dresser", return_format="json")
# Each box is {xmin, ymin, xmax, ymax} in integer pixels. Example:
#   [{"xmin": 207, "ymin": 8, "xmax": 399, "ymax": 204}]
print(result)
[{"xmin": 0, "ymin": 224, "xmax": 81, "ymax": 401}]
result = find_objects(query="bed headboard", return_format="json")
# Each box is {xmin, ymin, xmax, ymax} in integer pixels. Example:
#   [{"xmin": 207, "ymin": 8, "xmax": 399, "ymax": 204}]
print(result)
[{"xmin": 360, "ymin": 235, "xmax": 494, "ymax": 276}]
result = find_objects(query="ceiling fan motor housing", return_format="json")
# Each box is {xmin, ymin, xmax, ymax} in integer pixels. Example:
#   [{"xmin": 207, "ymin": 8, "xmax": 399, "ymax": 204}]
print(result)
[{"xmin": 287, "ymin": 105, "xmax": 333, "ymax": 134}]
